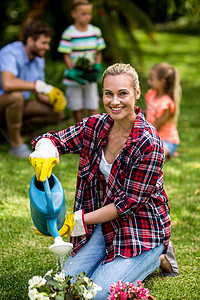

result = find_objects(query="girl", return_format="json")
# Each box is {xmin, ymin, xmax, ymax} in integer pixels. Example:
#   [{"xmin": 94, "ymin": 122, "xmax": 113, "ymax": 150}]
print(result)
[{"xmin": 145, "ymin": 62, "xmax": 181, "ymax": 159}]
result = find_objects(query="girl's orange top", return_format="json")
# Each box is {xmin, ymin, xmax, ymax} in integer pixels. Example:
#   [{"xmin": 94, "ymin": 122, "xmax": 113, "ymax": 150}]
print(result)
[{"xmin": 145, "ymin": 89, "xmax": 180, "ymax": 144}]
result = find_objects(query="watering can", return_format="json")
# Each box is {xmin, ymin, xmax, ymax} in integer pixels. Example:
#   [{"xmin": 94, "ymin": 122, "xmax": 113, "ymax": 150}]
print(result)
[{"xmin": 29, "ymin": 173, "xmax": 73, "ymax": 255}]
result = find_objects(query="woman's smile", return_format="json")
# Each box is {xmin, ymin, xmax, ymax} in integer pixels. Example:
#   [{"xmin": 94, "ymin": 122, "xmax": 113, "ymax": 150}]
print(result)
[{"xmin": 110, "ymin": 106, "xmax": 125, "ymax": 113}]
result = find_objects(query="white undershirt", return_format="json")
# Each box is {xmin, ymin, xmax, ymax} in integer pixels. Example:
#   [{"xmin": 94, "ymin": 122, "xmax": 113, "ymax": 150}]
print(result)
[{"xmin": 99, "ymin": 150, "xmax": 112, "ymax": 183}]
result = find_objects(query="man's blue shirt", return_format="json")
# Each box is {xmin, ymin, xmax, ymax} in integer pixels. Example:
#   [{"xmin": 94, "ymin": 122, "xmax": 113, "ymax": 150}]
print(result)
[{"xmin": 0, "ymin": 41, "xmax": 45, "ymax": 99}]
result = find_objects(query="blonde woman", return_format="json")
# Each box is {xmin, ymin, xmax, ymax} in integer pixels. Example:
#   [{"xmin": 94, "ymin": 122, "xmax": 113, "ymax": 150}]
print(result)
[{"xmin": 30, "ymin": 63, "xmax": 178, "ymax": 299}]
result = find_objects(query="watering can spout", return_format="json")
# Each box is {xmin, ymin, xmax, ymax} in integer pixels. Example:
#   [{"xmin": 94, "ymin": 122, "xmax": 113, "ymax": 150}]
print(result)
[{"xmin": 29, "ymin": 174, "xmax": 73, "ymax": 255}]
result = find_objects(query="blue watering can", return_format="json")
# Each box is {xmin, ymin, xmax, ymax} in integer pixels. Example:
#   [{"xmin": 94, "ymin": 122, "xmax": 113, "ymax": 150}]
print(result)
[{"xmin": 29, "ymin": 173, "xmax": 73, "ymax": 255}]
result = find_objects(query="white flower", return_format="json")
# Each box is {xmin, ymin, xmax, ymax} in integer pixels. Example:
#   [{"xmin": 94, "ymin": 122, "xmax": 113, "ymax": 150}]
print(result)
[
  {"xmin": 83, "ymin": 276, "xmax": 89, "ymax": 283},
  {"xmin": 28, "ymin": 288, "xmax": 38, "ymax": 300},
  {"xmin": 44, "ymin": 269, "xmax": 53, "ymax": 277},
  {"xmin": 53, "ymin": 271, "xmax": 65, "ymax": 283},
  {"xmin": 37, "ymin": 294, "xmax": 50, "ymax": 300},
  {"xmin": 93, "ymin": 283, "xmax": 102, "ymax": 293},
  {"xmin": 83, "ymin": 290, "xmax": 94, "ymax": 300},
  {"xmin": 51, "ymin": 292, "xmax": 57, "ymax": 298},
  {"xmin": 28, "ymin": 276, "xmax": 46, "ymax": 289},
  {"xmin": 88, "ymin": 281, "xmax": 93, "ymax": 288}
]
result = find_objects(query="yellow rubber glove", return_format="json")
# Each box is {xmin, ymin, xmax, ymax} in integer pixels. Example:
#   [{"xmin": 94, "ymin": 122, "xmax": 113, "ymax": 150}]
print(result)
[
  {"xmin": 47, "ymin": 87, "xmax": 67, "ymax": 112},
  {"xmin": 29, "ymin": 157, "xmax": 59, "ymax": 182},
  {"xmin": 34, "ymin": 229, "xmax": 49, "ymax": 237},
  {"xmin": 34, "ymin": 214, "xmax": 75, "ymax": 240},
  {"xmin": 34, "ymin": 210, "xmax": 86, "ymax": 239},
  {"xmin": 57, "ymin": 214, "xmax": 75, "ymax": 237}
]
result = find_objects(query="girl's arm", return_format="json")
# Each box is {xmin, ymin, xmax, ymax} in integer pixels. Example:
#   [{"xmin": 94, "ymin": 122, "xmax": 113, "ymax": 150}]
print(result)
[{"xmin": 154, "ymin": 108, "xmax": 171, "ymax": 131}]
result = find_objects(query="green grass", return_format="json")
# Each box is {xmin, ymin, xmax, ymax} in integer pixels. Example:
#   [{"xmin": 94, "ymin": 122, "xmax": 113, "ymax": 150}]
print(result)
[{"xmin": 0, "ymin": 29, "xmax": 200, "ymax": 299}]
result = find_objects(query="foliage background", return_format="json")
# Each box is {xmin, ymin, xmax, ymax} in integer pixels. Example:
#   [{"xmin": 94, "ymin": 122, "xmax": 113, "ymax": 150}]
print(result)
[{"xmin": 0, "ymin": 0, "xmax": 199, "ymax": 66}]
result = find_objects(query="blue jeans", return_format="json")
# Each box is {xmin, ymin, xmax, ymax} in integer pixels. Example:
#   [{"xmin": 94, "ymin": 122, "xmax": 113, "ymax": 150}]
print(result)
[
  {"xmin": 163, "ymin": 140, "xmax": 178, "ymax": 157},
  {"xmin": 64, "ymin": 224, "xmax": 164, "ymax": 299}
]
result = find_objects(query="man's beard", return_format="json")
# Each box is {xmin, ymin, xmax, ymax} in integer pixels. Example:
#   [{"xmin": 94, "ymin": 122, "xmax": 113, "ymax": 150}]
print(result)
[{"xmin": 31, "ymin": 48, "xmax": 45, "ymax": 58}]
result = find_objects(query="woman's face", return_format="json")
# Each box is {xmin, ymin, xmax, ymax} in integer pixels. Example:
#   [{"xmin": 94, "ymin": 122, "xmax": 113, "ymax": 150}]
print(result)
[{"xmin": 103, "ymin": 74, "xmax": 139, "ymax": 122}]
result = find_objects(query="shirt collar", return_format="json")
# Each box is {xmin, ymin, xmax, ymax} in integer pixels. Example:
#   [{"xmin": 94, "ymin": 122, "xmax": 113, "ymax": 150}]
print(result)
[{"xmin": 125, "ymin": 106, "xmax": 145, "ymax": 147}]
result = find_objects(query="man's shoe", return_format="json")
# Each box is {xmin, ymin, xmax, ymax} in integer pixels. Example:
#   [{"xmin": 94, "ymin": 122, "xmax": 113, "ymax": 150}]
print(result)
[{"xmin": 9, "ymin": 143, "xmax": 31, "ymax": 158}]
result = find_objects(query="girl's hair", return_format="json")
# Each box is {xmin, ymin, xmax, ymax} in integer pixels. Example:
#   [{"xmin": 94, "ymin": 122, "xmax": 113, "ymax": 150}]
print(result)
[
  {"xmin": 151, "ymin": 62, "xmax": 181, "ymax": 123},
  {"xmin": 102, "ymin": 63, "xmax": 140, "ymax": 97}
]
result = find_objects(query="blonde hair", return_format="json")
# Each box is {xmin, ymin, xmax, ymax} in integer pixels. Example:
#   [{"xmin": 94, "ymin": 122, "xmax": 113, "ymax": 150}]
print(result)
[
  {"xmin": 151, "ymin": 62, "xmax": 181, "ymax": 123},
  {"xmin": 102, "ymin": 63, "xmax": 140, "ymax": 96}
]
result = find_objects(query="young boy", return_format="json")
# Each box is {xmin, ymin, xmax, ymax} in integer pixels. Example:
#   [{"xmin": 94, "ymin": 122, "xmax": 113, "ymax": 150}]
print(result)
[{"xmin": 57, "ymin": 0, "xmax": 106, "ymax": 123}]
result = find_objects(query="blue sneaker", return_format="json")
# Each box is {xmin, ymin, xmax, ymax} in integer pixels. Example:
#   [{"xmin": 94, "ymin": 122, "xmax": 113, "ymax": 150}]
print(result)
[{"xmin": 9, "ymin": 143, "xmax": 31, "ymax": 158}]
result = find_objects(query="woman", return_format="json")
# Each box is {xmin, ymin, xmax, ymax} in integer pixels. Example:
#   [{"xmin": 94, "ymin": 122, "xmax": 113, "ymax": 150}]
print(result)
[{"xmin": 29, "ymin": 63, "xmax": 178, "ymax": 299}]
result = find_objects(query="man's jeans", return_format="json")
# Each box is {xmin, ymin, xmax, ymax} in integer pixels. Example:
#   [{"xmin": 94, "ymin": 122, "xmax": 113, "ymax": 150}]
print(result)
[{"xmin": 65, "ymin": 224, "xmax": 164, "ymax": 299}]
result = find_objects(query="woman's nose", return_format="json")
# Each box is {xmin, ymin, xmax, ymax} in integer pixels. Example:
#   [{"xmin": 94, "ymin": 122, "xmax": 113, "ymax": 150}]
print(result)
[{"xmin": 112, "ymin": 95, "xmax": 120, "ymax": 104}]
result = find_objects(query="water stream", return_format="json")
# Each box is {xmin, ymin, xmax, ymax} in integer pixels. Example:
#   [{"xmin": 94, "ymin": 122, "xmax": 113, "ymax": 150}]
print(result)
[{"xmin": 54, "ymin": 252, "xmax": 68, "ymax": 274}]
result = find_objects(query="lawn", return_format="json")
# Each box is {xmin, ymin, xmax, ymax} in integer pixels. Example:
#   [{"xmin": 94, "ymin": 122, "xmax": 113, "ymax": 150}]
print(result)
[{"xmin": 0, "ymin": 29, "xmax": 200, "ymax": 299}]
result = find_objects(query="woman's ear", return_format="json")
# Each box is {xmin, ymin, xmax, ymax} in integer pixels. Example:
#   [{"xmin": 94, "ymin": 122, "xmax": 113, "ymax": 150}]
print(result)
[{"xmin": 135, "ymin": 86, "xmax": 141, "ymax": 100}]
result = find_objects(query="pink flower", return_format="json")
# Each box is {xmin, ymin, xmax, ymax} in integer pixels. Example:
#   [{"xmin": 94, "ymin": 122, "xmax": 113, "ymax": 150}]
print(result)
[{"xmin": 108, "ymin": 280, "xmax": 150, "ymax": 300}]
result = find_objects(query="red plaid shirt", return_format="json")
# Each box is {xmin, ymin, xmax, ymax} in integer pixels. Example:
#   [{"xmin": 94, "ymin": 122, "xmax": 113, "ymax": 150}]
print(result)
[{"xmin": 32, "ymin": 107, "xmax": 171, "ymax": 264}]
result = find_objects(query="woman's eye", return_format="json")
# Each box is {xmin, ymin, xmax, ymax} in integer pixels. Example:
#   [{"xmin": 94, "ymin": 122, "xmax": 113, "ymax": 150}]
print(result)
[
  {"xmin": 119, "ymin": 91, "xmax": 127, "ymax": 96},
  {"xmin": 105, "ymin": 91, "xmax": 112, "ymax": 96}
]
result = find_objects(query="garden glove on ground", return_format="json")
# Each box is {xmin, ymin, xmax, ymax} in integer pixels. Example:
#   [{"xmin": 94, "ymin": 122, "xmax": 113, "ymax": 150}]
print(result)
[
  {"xmin": 64, "ymin": 68, "xmax": 88, "ymax": 85},
  {"xmin": 29, "ymin": 138, "xmax": 59, "ymax": 182},
  {"xmin": 35, "ymin": 80, "xmax": 66, "ymax": 112}
]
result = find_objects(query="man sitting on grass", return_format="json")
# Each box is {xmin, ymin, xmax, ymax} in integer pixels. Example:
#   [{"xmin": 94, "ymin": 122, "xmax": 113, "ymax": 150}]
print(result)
[{"xmin": 0, "ymin": 20, "xmax": 66, "ymax": 158}]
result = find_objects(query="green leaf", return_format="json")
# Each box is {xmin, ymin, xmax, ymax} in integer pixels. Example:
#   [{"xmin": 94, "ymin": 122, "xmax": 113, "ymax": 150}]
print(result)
[
  {"xmin": 55, "ymin": 295, "xmax": 64, "ymax": 300},
  {"xmin": 64, "ymin": 294, "xmax": 74, "ymax": 300}
]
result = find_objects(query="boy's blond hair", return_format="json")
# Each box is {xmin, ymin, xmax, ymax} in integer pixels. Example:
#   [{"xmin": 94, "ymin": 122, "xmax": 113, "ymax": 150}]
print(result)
[{"xmin": 72, "ymin": 0, "xmax": 92, "ymax": 10}]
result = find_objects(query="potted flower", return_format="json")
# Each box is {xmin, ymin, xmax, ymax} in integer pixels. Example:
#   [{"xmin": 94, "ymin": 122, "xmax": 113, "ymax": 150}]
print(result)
[
  {"xmin": 74, "ymin": 53, "xmax": 100, "ymax": 82},
  {"xmin": 28, "ymin": 270, "xmax": 102, "ymax": 300},
  {"xmin": 107, "ymin": 280, "xmax": 155, "ymax": 300}
]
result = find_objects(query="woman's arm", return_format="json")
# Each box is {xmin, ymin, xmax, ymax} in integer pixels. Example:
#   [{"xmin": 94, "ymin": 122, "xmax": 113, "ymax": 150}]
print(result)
[
  {"xmin": 84, "ymin": 203, "xmax": 119, "ymax": 225},
  {"xmin": 31, "ymin": 118, "xmax": 87, "ymax": 155}
]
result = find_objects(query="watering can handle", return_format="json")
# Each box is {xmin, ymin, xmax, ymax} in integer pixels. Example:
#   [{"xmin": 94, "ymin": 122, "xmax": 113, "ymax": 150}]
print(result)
[{"xmin": 43, "ymin": 179, "xmax": 54, "ymax": 215}]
